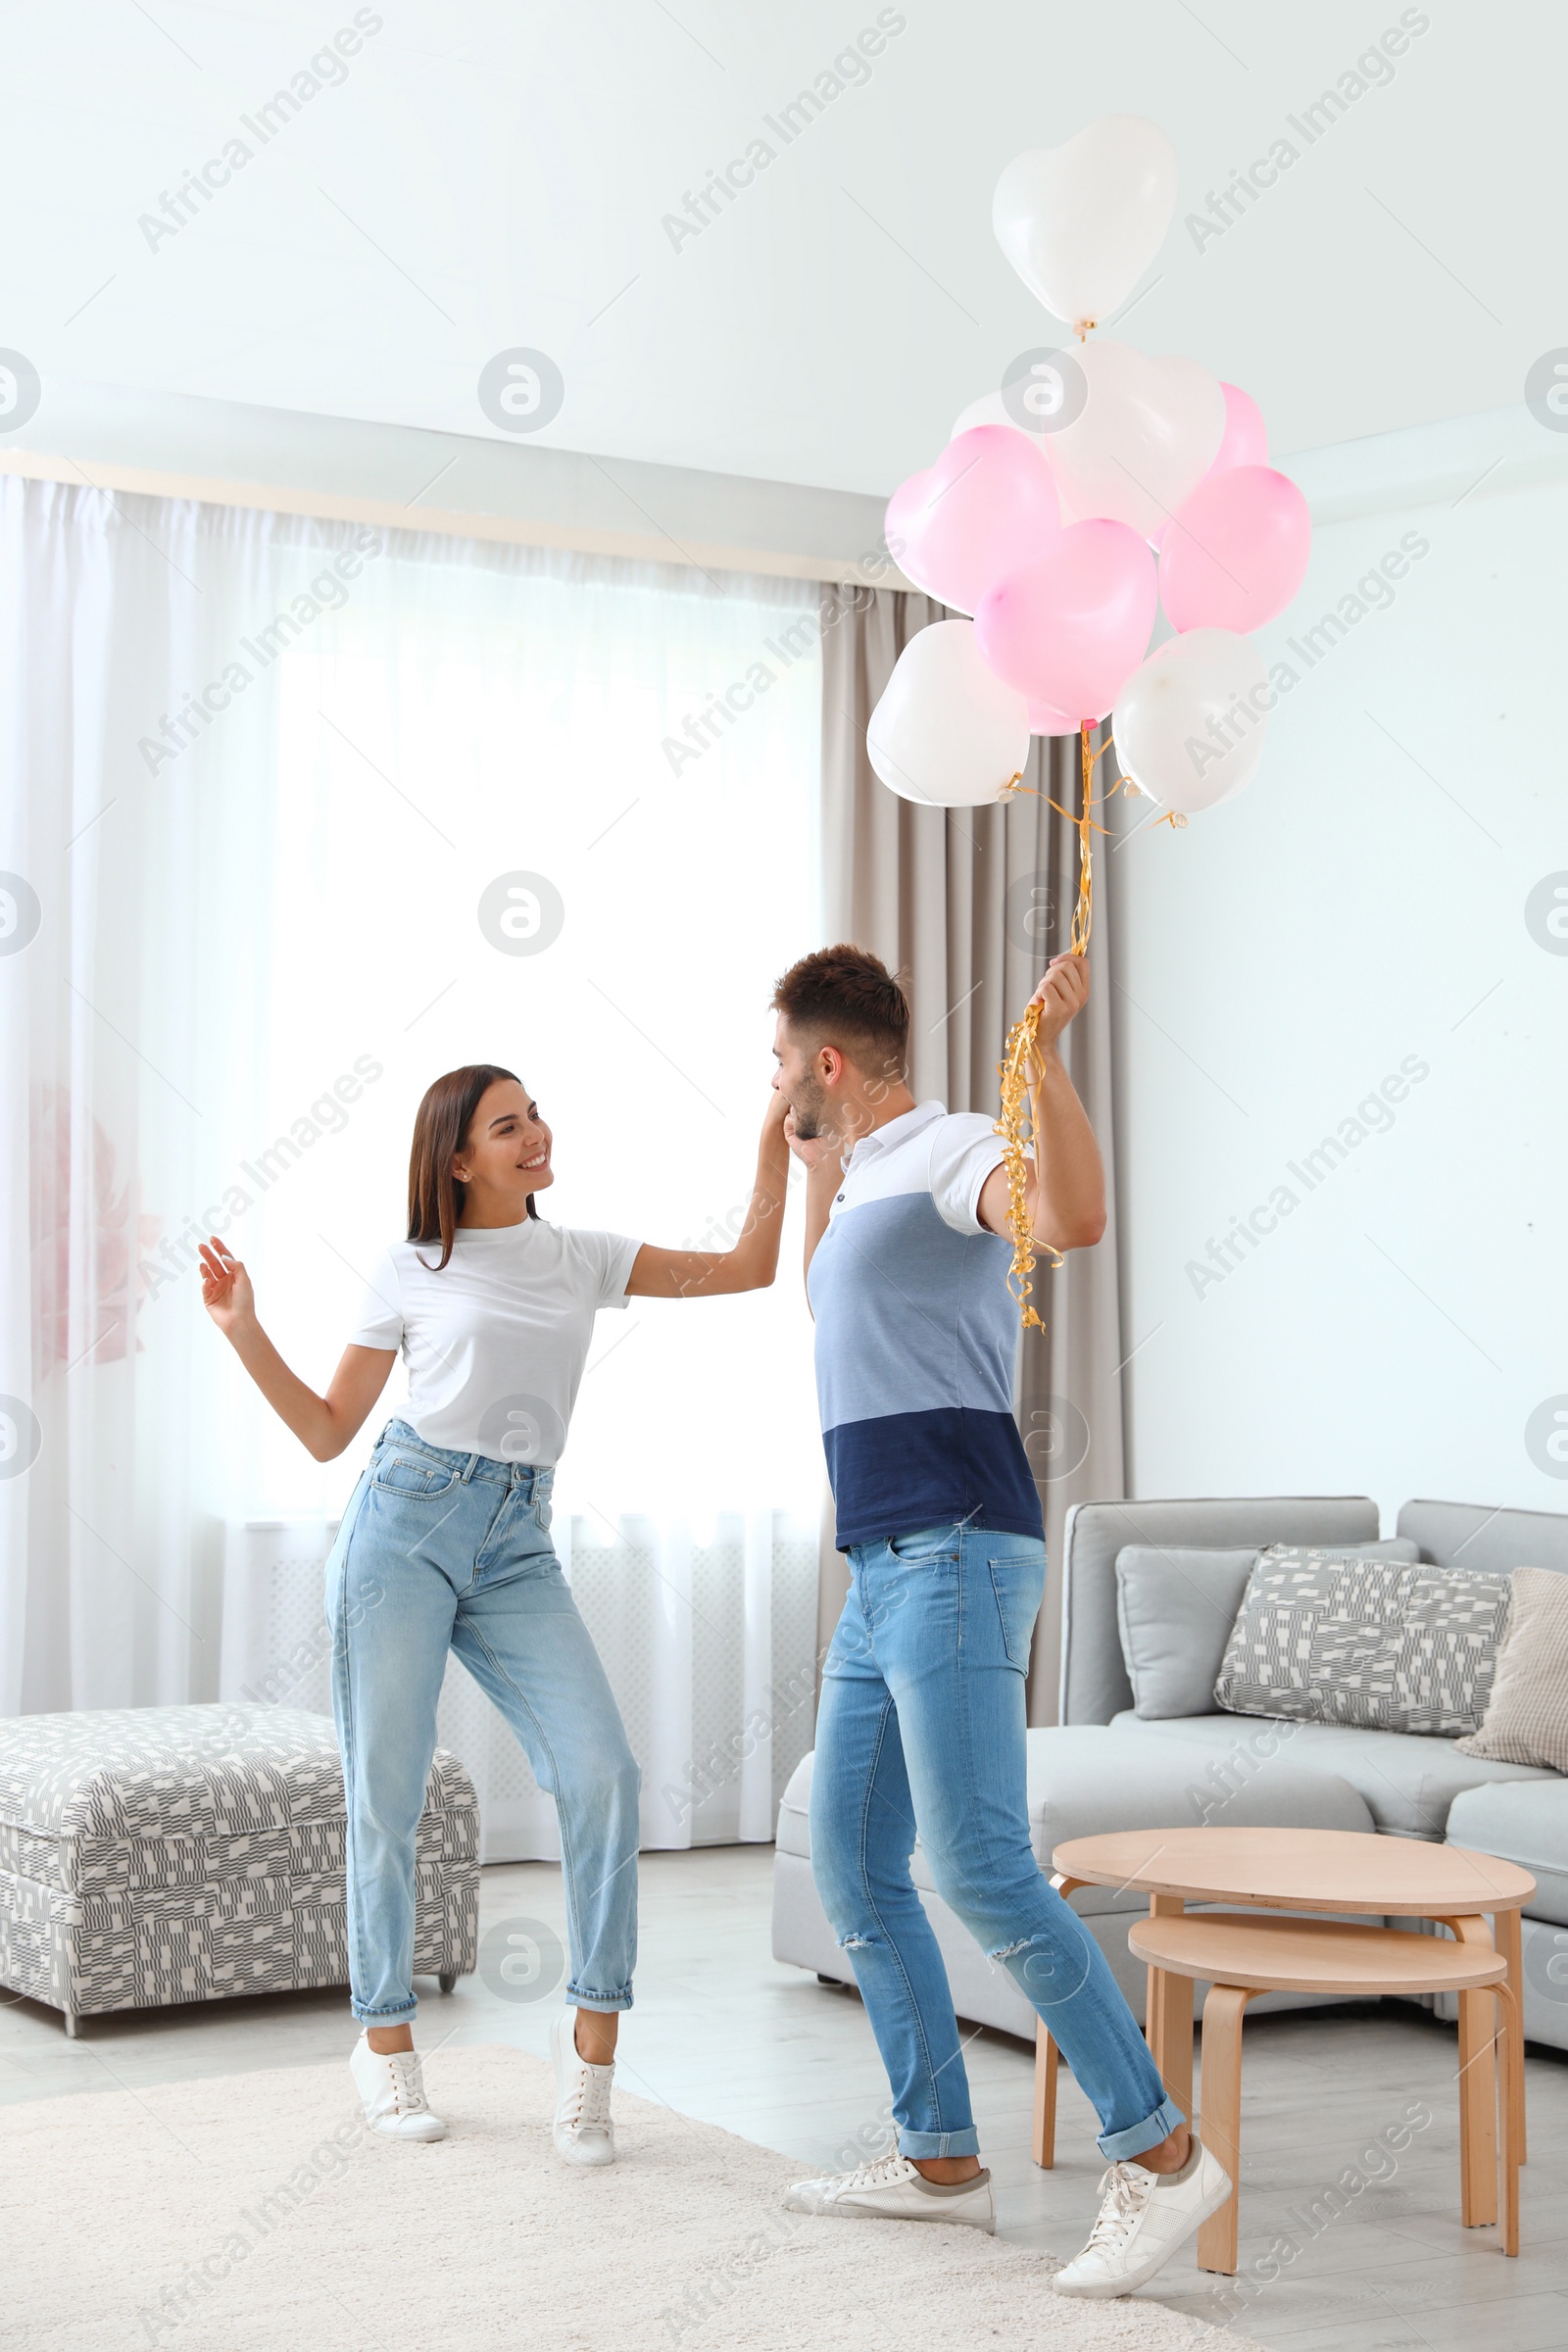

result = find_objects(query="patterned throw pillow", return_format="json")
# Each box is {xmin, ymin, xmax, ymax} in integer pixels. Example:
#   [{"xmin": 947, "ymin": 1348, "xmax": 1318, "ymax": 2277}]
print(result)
[
  {"xmin": 1455, "ymin": 1568, "xmax": 1568, "ymax": 1770},
  {"xmin": 1213, "ymin": 1544, "xmax": 1512, "ymax": 1736}
]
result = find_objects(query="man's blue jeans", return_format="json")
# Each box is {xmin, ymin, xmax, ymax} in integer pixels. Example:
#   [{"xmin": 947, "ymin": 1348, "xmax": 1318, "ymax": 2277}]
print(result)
[
  {"xmin": 325, "ymin": 1421, "xmax": 640, "ymax": 2023},
  {"xmin": 811, "ymin": 1523, "xmax": 1183, "ymax": 2161}
]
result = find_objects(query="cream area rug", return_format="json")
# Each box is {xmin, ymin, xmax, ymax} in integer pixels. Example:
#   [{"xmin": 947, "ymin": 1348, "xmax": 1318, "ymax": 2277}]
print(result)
[{"xmin": 8, "ymin": 2044, "xmax": 1249, "ymax": 2351}]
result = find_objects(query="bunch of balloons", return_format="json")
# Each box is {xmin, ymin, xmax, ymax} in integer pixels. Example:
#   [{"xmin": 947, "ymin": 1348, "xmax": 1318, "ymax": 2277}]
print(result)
[{"xmin": 868, "ymin": 116, "xmax": 1311, "ymax": 824}]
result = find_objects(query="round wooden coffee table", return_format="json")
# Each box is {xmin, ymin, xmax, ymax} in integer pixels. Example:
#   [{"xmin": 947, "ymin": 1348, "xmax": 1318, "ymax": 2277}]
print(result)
[{"xmin": 1030, "ymin": 1826, "xmax": 1535, "ymax": 2240}]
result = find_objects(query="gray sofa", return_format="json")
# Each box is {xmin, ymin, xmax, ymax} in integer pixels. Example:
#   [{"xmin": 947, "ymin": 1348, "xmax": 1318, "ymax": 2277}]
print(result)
[{"xmin": 772, "ymin": 1494, "xmax": 1568, "ymax": 2050}]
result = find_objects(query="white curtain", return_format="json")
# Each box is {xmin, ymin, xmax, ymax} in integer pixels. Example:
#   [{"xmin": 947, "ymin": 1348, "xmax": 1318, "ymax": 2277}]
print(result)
[
  {"xmin": 0, "ymin": 475, "xmax": 824, "ymax": 1853},
  {"xmin": 217, "ymin": 1509, "xmax": 819, "ymax": 1861}
]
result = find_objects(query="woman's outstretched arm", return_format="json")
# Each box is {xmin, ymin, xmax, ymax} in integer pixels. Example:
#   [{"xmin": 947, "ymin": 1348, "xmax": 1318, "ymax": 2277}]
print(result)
[
  {"xmin": 625, "ymin": 1091, "xmax": 792, "ymax": 1299},
  {"xmin": 199, "ymin": 1239, "xmax": 396, "ymax": 1460}
]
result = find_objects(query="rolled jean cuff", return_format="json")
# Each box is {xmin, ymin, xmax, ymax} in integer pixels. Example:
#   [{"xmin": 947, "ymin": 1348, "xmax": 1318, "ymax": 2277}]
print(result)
[
  {"xmin": 1100, "ymin": 2094, "xmax": 1185, "ymax": 2162},
  {"xmin": 351, "ymin": 1996, "xmax": 417, "ymax": 2024},
  {"xmin": 897, "ymin": 2126, "xmax": 981, "ymax": 2159},
  {"xmin": 568, "ymin": 1984, "xmax": 633, "ymax": 2013}
]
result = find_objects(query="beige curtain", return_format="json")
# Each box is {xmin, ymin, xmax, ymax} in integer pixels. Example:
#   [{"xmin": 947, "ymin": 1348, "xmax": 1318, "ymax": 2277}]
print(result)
[{"xmin": 815, "ymin": 584, "xmax": 1128, "ymax": 1723}]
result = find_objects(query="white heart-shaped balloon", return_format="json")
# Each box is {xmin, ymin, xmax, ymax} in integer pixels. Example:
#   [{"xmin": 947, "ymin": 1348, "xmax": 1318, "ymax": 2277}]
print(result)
[
  {"xmin": 993, "ymin": 117, "xmax": 1178, "ymax": 327},
  {"xmin": 1111, "ymin": 628, "xmax": 1270, "ymax": 814},
  {"xmin": 1047, "ymin": 339, "xmax": 1224, "ymax": 540},
  {"xmin": 867, "ymin": 619, "xmax": 1030, "ymax": 808}
]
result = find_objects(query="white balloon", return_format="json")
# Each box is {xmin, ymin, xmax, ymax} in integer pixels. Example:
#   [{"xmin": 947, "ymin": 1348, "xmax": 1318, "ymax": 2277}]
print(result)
[
  {"xmin": 1047, "ymin": 339, "xmax": 1224, "ymax": 539},
  {"xmin": 867, "ymin": 619, "xmax": 1031, "ymax": 808},
  {"xmin": 993, "ymin": 117, "xmax": 1178, "ymax": 327},
  {"xmin": 1111, "ymin": 628, "xmax": 1270, "ymax": 814}
]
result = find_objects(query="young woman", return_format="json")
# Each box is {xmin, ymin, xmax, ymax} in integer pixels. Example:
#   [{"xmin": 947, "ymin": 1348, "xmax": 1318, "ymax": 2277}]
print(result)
[{"xmin": 201, "ymin": 1062, "xmax": 789, "ymax": 2156}]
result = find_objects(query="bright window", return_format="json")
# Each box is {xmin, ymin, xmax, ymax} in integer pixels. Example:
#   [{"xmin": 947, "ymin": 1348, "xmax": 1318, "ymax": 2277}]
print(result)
[{"xmin": 210, "ymin": 537, "xmax": 826, "ymax": 1538}]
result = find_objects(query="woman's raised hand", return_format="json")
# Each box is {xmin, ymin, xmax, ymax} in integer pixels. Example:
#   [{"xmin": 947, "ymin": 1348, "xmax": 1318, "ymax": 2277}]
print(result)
[
  {"xmin": 194, "ymin": 1236, "xmax": 391, "ymax": 1461},
  {"xmin": 782, "ymin": 1109, "xmax": 842, "ymax": 1175},
  {"xmin": 198, "ymin": 1236, "xmax": 256, "ymax": 1336}
]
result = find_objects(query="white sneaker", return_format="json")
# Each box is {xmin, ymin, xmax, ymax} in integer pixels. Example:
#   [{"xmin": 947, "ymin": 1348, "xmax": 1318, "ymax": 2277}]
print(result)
[
  {"xmin": 551, "ymin": 2007, "xmax": 615, "ymax": 2167},
  {"xmin": 1053, "ymin": 2137, "xmax": 1231, "ymax": 2297},
  {"xmin": 784, "ymin": 2153, "xmax": 995, "ymax": 2231},
  {"xmin": 348, "ymin": 2033, "xmax": 447, "ymax": 2142}
]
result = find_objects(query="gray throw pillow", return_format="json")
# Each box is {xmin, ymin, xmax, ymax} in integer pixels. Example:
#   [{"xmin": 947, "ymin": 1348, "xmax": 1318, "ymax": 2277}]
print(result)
[
  {"xmin": 1214, "ymin": 1543, "xmax": 1505, "ymax": 1736},
  {"xmin": 1115, "ymin": 1546, "xmax": 1260, "ymax": 1718},
  {"xmin": 1115, "ymin": 1539, "xmax": 1419, "ymax": 1719}
]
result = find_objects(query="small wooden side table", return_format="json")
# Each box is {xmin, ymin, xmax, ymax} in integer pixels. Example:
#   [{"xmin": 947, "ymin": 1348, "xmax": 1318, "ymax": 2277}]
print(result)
[
  {"xmin": 1127, "ymin": 1908, "xmax": 1518, "ymax": 2269},
  {"xmin": 1032, "ymin": 1825, "xmax": 1534, "ymax": 2239}
]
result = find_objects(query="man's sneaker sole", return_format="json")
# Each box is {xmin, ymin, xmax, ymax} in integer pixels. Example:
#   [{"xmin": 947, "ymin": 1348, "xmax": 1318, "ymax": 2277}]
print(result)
[{"xmin": 783, "ymin": 2178, "xmax": 994, "ymax": 2230}]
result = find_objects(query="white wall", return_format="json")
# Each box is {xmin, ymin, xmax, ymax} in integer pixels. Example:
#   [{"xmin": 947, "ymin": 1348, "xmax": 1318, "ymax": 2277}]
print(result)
[{"xmin": 1111, "ymin": 406, "xmax": 1568, "ymax": 1528}]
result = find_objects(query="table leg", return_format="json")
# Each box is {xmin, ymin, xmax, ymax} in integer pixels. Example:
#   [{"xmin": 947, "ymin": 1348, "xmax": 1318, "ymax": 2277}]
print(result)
[
  {"xmin": 1196, "ymin": 1983, "xmax": 1251, "ymax": 2275},
  {"xmin": 1494, "ymin": 1907, "xmax": 1526, "ymax": 2168},
  {"xmin": 1444, "ymin": 1915, "xmax": 1499, "ymax": 2229},
  {"xmin": 1031, "ymin": 1876, "xmax": 1086, "ymax": 2171},
  {"xmin": 1033, "ymin": 2022, "xmax": 1058, "ymax": 2170},
  {"xmin": 1495, "ymin": 1980, "xmax": 1520, "ymax": 2257},
  {"xmin": 1146, "ymin": 1893, "xmax": 1192, "ymax": 2120}
]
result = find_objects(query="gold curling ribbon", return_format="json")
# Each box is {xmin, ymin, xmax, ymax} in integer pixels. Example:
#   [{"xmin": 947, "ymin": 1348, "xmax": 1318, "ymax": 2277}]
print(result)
[
  {"xmin": 997, "ymin": 1002, "xmax": 1055, "ymax": 1330},
  {"xmin": 996, "ymin": 722, "xmax": 1117, "ymax": 1330}
]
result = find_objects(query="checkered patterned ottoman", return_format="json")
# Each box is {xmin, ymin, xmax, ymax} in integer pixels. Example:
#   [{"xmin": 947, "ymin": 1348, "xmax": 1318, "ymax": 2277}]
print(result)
[{"xmin": 0, "ymin": 1703, "xmax": 478, "ymax": 2034}]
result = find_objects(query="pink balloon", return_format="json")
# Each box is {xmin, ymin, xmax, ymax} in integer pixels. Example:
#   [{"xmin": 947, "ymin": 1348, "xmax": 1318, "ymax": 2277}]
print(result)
[
  {"xmin": 1213, "ymin": 383, "xmax": 1269, "ymax": 474},
  {"xmin": 885, "ymin": 426, "xmax": 1059, "ymax": 616},
  {"xmin": 1159, "ymin": 465, "xmax": 1311, "ymax": 635},
  {"xmin": 975, "ymin": 520, "xmax": 1158, "ymax": 723},
  {"xmin": 1027, "ymin": 699, "xmax": 1080, "ymax": 736},
  {"xmin": 1149, "ymin": 383, "xmax": 1270, "ymax": 550}
]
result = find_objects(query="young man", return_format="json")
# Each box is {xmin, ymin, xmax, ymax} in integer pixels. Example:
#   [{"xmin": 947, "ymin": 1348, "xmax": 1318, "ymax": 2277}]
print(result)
[{"xmin": 769, "ymin": 945, "xmax": 1229, "ymax": 2300}]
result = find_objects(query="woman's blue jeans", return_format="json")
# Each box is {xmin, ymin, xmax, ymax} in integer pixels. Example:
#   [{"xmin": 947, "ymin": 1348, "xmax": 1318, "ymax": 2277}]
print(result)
[
  {"xmin": 810, "ymin": 1524, "xmax": 1182, "ymax": 2160},
  {"xmin": 325, "ymin": 1420, "xmax": 640, "ymax": 2023}
]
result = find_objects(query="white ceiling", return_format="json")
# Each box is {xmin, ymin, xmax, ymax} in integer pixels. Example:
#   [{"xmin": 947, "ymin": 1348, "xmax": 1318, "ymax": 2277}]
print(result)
[{"xmin": 5, "ymin": 0, "xmax": 1560, "ymax": 498}]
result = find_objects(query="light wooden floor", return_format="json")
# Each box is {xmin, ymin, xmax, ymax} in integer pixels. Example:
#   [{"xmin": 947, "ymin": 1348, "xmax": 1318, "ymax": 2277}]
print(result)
[{"xmin": 5, "ymin": 1845, "xmax": 1568, "ymax": 2350}]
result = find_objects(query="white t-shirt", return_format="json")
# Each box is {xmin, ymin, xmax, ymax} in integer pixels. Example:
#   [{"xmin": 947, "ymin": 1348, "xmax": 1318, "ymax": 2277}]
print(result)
[{"xmin": 349, "ymin": 1220, "xmax": 641, "ymax": 1462}]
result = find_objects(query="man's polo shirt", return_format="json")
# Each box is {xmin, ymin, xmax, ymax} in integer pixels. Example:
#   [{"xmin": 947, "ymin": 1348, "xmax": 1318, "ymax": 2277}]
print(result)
[{"xmin": 808, "ymin": 1100, "xmax": 1044, "ymax": 1552}]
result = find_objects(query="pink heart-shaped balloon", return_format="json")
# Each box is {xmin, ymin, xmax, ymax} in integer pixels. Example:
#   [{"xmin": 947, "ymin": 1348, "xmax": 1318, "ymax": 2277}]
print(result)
[
  {"xmin": 885, "ymin": 426, "xmax": 1060, "ymax": 616},
  {"xmin": 1213, "ymin": 382, "xmax": 1268, "ymax": 475},
  {"xmin": 975, "ymin": 519, "xmax": 1158, "ymax": 722},
  {"xmin": 1159, "ymin": 465, "xmax": 1310, "ymax": 634},
  {"xmin": 1151, "ymin": 381, "xmax": 1268, "ymax": 549},
  {"xmin": 1048, "ymin": 339, "xmax": 1225, "ymax": 540},
  {"xmin": 1028, "ymin": 699, "xmax": 1081, "ymax": 736}
]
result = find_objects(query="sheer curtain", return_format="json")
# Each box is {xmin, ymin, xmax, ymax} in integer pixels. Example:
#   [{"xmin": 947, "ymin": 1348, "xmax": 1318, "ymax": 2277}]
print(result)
[{"xmin": 0, "ymin": 474, "xmax": 824, "ymax": 1854}]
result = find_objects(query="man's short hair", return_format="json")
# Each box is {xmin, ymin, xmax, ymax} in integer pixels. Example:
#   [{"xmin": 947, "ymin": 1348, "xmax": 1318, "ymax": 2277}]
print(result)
[{"xmin": 771, "ymin": 945, "xmax": 909, "ymax": 1081}]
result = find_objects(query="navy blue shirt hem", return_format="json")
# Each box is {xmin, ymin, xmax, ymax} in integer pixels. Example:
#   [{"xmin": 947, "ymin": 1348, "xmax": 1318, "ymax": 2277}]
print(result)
[
  {"xmin": 822, "ymin": 1406, "xmax": 1044, "ymax": 1558},
  {"xmin": 834, "ymin": 1504, "xmax": 1046, "ymax": 1553}
]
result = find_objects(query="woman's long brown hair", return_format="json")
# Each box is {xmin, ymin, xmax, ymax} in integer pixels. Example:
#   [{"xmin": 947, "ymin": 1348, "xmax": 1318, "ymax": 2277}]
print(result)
[{"xmin": 407, "ymin": 1064, "xmax": 538, "ymax": 1270}]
